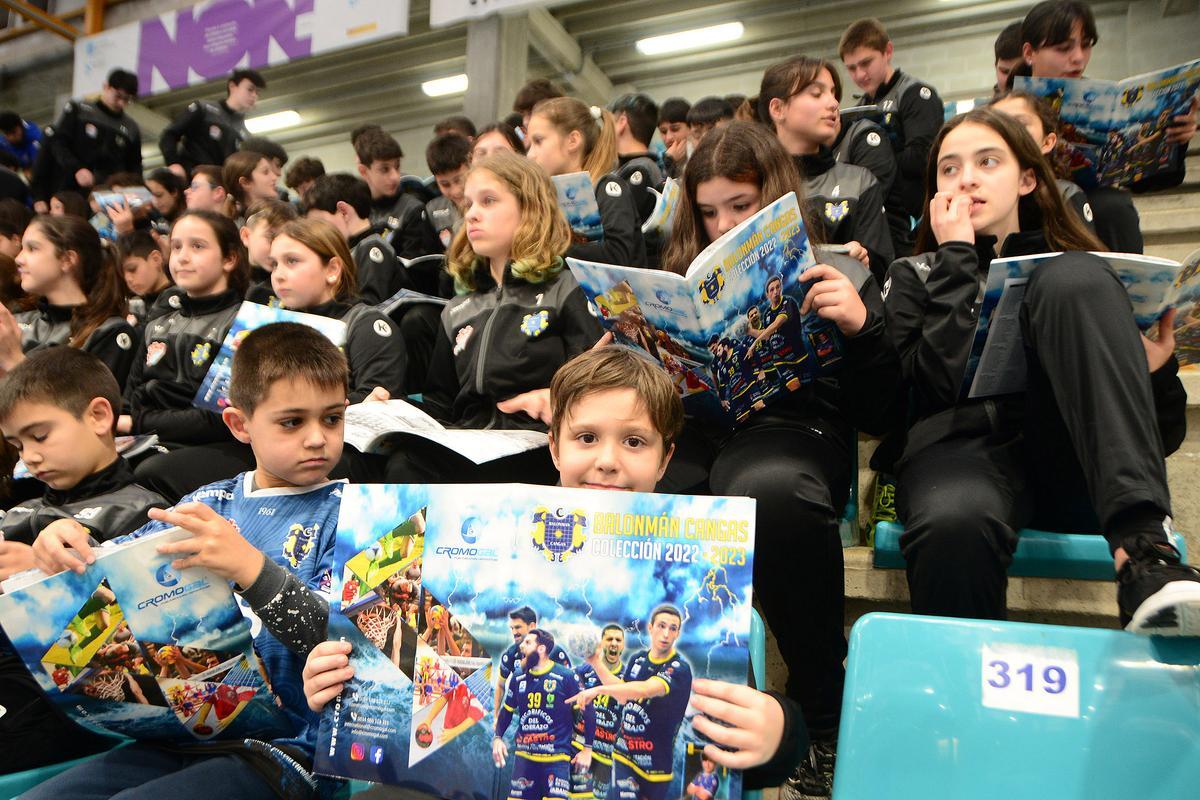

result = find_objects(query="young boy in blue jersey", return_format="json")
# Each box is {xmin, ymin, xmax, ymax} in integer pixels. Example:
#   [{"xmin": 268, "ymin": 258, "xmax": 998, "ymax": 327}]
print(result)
[
  {"xmin": 26, "ymin": 322, "xmax": 351, "ymax": 800},
  {"xmin": 493, "ymin": 628, "xmax": 595, "ymax": 800},
  {"xmin": 301, "ymin": 347, "xmax": 807, "ymax": 792}
]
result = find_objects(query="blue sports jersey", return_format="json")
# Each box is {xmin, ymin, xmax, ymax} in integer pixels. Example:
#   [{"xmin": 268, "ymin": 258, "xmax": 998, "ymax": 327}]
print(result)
[
  {"xmin": 583, "ymin": 660, "xmax": 623, "ymax": 763},
  {"xmin": 614, "ymin": 649, "xmax": 693, "ymax": 781},
  {"xmin": 123, "ymin": 472, "xmax": 343, "ymax": 758},
  {"xmin": 496, "ymin": 660, "xmax": 592, "ymax": 762},
  {"xmin": 691, "ymin": 770, "xmax": 720, "ymax": 797}
]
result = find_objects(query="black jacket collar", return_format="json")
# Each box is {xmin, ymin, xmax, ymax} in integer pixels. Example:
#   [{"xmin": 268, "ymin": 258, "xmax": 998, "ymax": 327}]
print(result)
[
  {"xmin": 44, "ymin": 456, "xmax": 132, "ymax": 507},
  {"xmin": 793, "ymin": 147, "xmax": 836, "ymax": 179},
  {"xmin": 179, "ymin": 288, "xmax": 240, "ymax": 316}
]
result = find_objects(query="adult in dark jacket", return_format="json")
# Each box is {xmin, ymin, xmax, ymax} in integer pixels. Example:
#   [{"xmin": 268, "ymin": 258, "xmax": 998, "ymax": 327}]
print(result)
[
  {"xmin": 159, "ymin": 68, "xmax": 265, "ymax": 177},
  {"xmin": 45, "ymin": 69, "xmax": 142, "ymax": 197}
]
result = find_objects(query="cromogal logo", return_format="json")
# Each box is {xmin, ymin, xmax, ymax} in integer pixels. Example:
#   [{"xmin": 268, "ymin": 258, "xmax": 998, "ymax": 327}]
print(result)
[{"xmin": 155, "ymin": 563, "xmax": 179, "ymax": 587}]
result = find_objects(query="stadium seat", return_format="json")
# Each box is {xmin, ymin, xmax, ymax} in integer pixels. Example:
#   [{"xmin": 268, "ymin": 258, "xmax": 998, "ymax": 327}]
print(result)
[
  {"xmin": 833, "ymin": 612, "xmax": 1200, "ymax": 799},
  {"xmin": 0, "ymin": 740, "xmax": 128, "ymax": 800},
  {"xmin": 872, "ymin": 520, "xmax": 1189, "ymax": 579}
]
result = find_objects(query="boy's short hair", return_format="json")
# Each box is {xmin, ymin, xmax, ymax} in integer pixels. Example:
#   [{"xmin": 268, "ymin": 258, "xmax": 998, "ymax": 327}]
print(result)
[
  {"xmin": 687, "ymin": 97, "xmax": 734, "ymax": 128},
  {"xmin": 241, "ymin": 136, "xmax": 288, "ymax": 166},
  {"xmin": 228, "ymin": 322, "xmax": 349, "ymax": 415},
  {"xmin": 513, "ymin": 78, "xmax": 564, "ymax": 116},
  {"xmin": 426, "ymin": 133, "xmax": 472, "ymax": 176},
  {"xmin": 285, "ymin": 157, "xmax": 325, "ymax": 191},
  {"xmin": 117, "ymin": 229, "xmax": 159, "ymax": 261},
  {"xmin": 354, "ymin": 128, "xmax": 403, "ymax": 166},
  {"xmin": 609, "ymin": 93, "xmax": 660, "ymax": 148},
  {"xmin": 658, "ymin": 98, "xmax": 691, "ymax": 125},
  {"xmin": 106, "ymin": 68, "xmax": 138, "ymax": 96},
  {"xmin": 0, "ymin": 112, "xmax": 21, "ymax": 134},
  {"xmin": 650, "ymin": 604, "xmax": 683, "ymax": 627},
  {"xmin": 994, "ymin": 20, "xmax": 1024, "ymax": 62},
  {"xmin": 244, "ymin": 198, "xmax": 298, "ymax": 230},
  {"xmin": 191, "ymin": 164, "xmax": 225, "ymax": 188},
  {"xmin": 229, "ymin": 68, "xmax": 266, "ymax": 90},
  {"xmin": 0, "ymin": 198, "xmax": 33, "ymax": 238},
  {"xmin": 305, "ymin": 173, "xmax": 372, "ymax": 219},
  {"xmin": 0, "ymin": 348, "xmax": 120, "ymax": 427},
  {"xmin": 434, "ymin": 115, "xmax": 477, "ymax": 139},
  {"xmin": 550, "ymin": 347, "xmax": 684, "ymax": 451},
  {"xmin": 838, "ymin": 18, "xmax": 891, "ymax": 57}
]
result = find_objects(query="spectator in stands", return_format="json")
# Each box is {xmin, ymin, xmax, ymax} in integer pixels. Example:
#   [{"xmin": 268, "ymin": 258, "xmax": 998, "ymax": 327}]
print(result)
[
  {"xmin": 759, "ymin": 56, "xmax": 894, "ymax": 280},
  {"xmin": 0, "ymin": 198, "xmax": 33, "ymax": 260},
  {"xmin": 992, "ymin": 20, "xmax": 1024, "ymax": 96},
  {"xmin": 425, "ymin": 133, "xmax": 472, "ymax": 250},
  {"xmin": 609, "ymin": 92, "xmax": 666, "ymax": 223},
  {"xmin": 45, "ymin": 68, "xmax": 141, "ymax": 199},
  {"xmin": 303, "ymin": 173, "xmax": 410, "ymax": 304},
  {"xmin": 159, "ymin": 69, "xmax": 264, "ymax": 178},
  {"xmin": 884, "ymin": 106, "xmax": 1200, "ymax": 636},
  {"xmin": 3, "ymin": 215, "xmax": 135, "ymax": 387},
  {"xmin": 383, "ymin": 151, "xmax": 602, "ymax": 483},
  {"xmin": 117, "ymin": 230, "xmax": 173, "ymax": 326},
  {"xmin": 472, "ymin": 122, "xmax": 524, "ymax": 161},
  {"xmin": 223, "ymin": 151, "xmax": 280, "ymax": 218},
  {"xmin": 527, "ymin": 97, "xmax": 648, "ymax": 268},
  {"xmin": 144, "ymin": 167, "xmax": 186, "ymax": 229},
  {"xmin": 240, "ymin": 198, "xmax": 298, "ymax": 305},
  {"xmin": 839, "ymin": 17, "xmax": 943, "ymax": 249},
  {"xmin": 285, "ymin": 156, "xmax": 326, "ymax": 201},
  {"xmin": 658, "ymin": 97, "xmax": 692, "ymax": 178},
  {"xmin": 513, "ymin": 78, "xmax": 565, "ymax": 130},
  {"xmin": 354, "ymin": 127, "xmax": 438, "ymax": 260},
  {"xmin": 687, "ymin": 96, "xmax": 734, "ymax": 148},
  {"xmin": 240, "ymin": 135, "xmax": 288, "ymax": 174},
  {"xmin": 184, "ymin": 165, "xmax": 230, "ymax": 215},
  {"xmin": 435, "ymin": 115, "xmax": 477, "ymax": 140},
  {"xmin": 661, "ymin": 120, "xmax": 897, "ymax": 800},
  {"xmin": 0, "ymin": 110, "xmax": 41, "ymax": 174},
  {"xmin": 0, "ymin": 151, "xmax": 29, "ymax": 206},
  {"xmin": 49, "ymin": 190, "xmax": 90, "ymax": 219}
]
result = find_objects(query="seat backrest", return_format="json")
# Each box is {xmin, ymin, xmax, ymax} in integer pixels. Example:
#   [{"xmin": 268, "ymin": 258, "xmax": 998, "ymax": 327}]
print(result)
[{"xmin": 834, "ymin": 612, "xmax": 1200, "ymax": 799}]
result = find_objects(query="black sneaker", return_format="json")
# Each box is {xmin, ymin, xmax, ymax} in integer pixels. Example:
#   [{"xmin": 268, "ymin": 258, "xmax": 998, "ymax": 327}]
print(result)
[
  {"xmin": 1117, "ymin": 533, "xmax": 1200, "ymax": 636},
  {"xmin": 780, "ymin": 736, "xmax": 837, "ymax": 800}
]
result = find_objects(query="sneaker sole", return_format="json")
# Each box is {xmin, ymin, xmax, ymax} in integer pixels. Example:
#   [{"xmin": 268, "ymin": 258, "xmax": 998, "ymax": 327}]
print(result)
[{"xmin": 1126, "ymin": 580, "xmax": 1200, "ymax": 636}]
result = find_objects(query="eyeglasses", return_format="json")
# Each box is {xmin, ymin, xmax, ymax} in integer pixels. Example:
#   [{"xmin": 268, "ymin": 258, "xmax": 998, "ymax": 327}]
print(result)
[
  {"xmin": 113, "ymin": 92, "xmax": 135, "ymax": 104},
  {"xmin": 187, "ymin": 182, "xmax": 218, "ymax": 192}
]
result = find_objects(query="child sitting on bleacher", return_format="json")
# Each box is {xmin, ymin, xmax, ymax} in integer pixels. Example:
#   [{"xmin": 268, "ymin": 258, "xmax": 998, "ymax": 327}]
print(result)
[
  {"xmin": 382, "ymin": 150, "xmax": 603, "ymax": 484},
  {"xmin": 0, "ymin": 348, "xmax": 166, "ymax": 773},
  {"xmin": 354, "ymin": 127, "xmax": 439, "ymax": 261},
  {"xmin": 884, "ymin": 107, "xmax": 1200, "ymax": 634},
  {"xmin": 526, "ymin": 97, "xmax": 648, "ymax": 269},
  {"xmin": 302, "ymin": 346, "xmax": 809, "ymax": 793},
  {"xmin": 3, "ymin": 214, "xmax": 137, "ymax": 388},
  {"xmin": 120, "ymin": 210, "xmax": 248, "ymax": 499},
  {"xmin": 183, "ymin": 165, "xmax": 228, "ymax": 214},
  {"xmin": 424, "ymin": 133, "xmax": 470, "ymax": 251},
  {"xmin": 117, "ymin": 230, "xmax": 174, "ymax": 326},
  {"xmin": 241, "ymin": 197, "xmax": 297, "ymax": 305},
  {"xmin": 27, "ymin": 322, "xmax": 351, "ymax": 799}
]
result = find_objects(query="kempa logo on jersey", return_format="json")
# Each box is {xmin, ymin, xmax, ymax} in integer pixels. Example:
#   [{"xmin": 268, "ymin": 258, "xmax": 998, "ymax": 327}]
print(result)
[{"xmin": 138, "ymin": 575, "xmax": 210, "ymax": 610}]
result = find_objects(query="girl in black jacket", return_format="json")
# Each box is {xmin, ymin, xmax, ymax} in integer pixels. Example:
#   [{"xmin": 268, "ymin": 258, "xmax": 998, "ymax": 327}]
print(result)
[
  {"xmin": 662, "ymin": 120, "xmax": 899, "ymax": 795},
  {"xmin": 885, "ymin": 107, "xmax": 1199, "ymax": 635},
  {"xmin": 526, "ymin": 97, "xmax": 648, "ymax": 269},
  {"xmin": 1, "ymin": 214, "xmax": 135, "ymax": 387},
  {"xmin": 385, "ymin": 151, "xmax": 602, "ymax": 484}
]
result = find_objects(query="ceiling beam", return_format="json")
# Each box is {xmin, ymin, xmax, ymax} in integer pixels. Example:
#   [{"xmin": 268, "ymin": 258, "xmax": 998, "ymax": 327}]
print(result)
[
  {"xmin": 0, "ymin": 0, "xmax": 81, "ymax": 40},
  {"xmin": 527, "ymin": 7, "xmax": 613, "ymax": 105}
]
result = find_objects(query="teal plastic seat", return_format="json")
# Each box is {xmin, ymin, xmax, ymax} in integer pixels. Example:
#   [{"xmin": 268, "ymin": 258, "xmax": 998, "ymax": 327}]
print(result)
[
  {"xmin": 873, "ymin": 519, "xmax": 1189, "ymax": 580},
  {"xmin": 0, "ymin": 741, "xmax": 127, "ymax": 800},
  {"xmin": 345, "ymin": 610, "xmax": 769, "ymax": 797},
  {"xmin": 833, "ymin": 612, "xmax": 1200, "ymax": 799}
]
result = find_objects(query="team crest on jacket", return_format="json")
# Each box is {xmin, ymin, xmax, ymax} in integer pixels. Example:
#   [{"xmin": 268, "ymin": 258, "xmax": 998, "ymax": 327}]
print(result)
[
  {"xmin": 146, "ymin": 341, "xmax": 167, "ymax": 367},
  {"xmin": 283, "ymin": 522, "xmax": 319, "ymax": 568},
  {"xmin": 825, "ymin": 200, "xmax": 849, "ymax": 223},
  {"xmin": 521, "ymin": 310, "xmax": 550, "ymax": 337},
  {"xmin": 190, "ymin": 342, "xmax": 212, "ymax": 366},
  {"xmin": 531, "ymin": 506, "xmax": 587, "ymax": 563},
  {"xmin": 453, "ymin": 325, "xmax": 474, "ymax": 355},
  {"xmin": 698, "ymin": 267, "xmax": 724, "ymax": 304}
]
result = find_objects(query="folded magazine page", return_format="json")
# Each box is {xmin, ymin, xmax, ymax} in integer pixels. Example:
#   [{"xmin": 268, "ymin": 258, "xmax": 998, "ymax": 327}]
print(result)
[
  {"xmin": 553, "ymin": 171, "xmax": 605, "ymax": 243},
  {"xmin": 569, "ymin": 192, "xmax": 845, "ymax": 425},
  {"xmin": 641, "ymin": 178, "xmax": 682, "ymax": 237},
  {"xmin": 343, "ymin": 399, "xmax": 549, "ymax": 464},
  {"xmin": 965, "ymin": 251, "xmax": 1200, "ymax": 397},
  {"xmin": 0, "ymin": 528, "xmax": 291, "ymax": 743},
  {"xmin": 1015, "ymin": 58, "xmax": 1200, "ymax": 189},
  {"xmin": 315, "ymin": 483, "xmax": 756, "ymax": 800},
  {"xmin": 193, "ymin": 301, "xmax": 348, "ymax": 412}
]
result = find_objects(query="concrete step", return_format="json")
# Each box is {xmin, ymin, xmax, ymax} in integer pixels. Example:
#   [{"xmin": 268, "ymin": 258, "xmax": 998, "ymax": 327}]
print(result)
[
  {"xmin": 1144, "ymin": 240, "xmax": 1200, "ymax": 262},
  {"xmin": 1137, "ymin": 206, "xmax": 1200, "ymax": 235},
  {"xmin": 1130, "ymin": 188, "xmax": 1200, "ymax": 214}
]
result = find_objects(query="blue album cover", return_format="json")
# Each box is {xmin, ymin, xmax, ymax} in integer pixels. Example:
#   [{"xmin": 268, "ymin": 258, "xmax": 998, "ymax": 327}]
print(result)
[
  {"xmin": 569, "ymin": 192, "xmax": 845, "ymax": 425},
  {"xmin": 553, "ymin": 172, "xmax": 605, "ymax": 243},
  {"xmin": 1016, "ymin": 58, "xmax": 1200, "ymax": 189},
  {"xmin": 0, "ymin": 529, "xmax": 291, "ymax": 743},
  {"xmin": 316, "ymin": 484, "xmax": 756, "ymax": 800},
  {"xmin": 192, "ymin": 301, "xmax": 348, "ymax": 412}
]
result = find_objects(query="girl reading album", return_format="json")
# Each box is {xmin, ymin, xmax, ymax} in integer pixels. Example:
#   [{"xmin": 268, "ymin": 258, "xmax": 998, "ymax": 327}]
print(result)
[{"xmin": 884, "ymin": 106, "xmax": 1200, "ymax": 633}]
